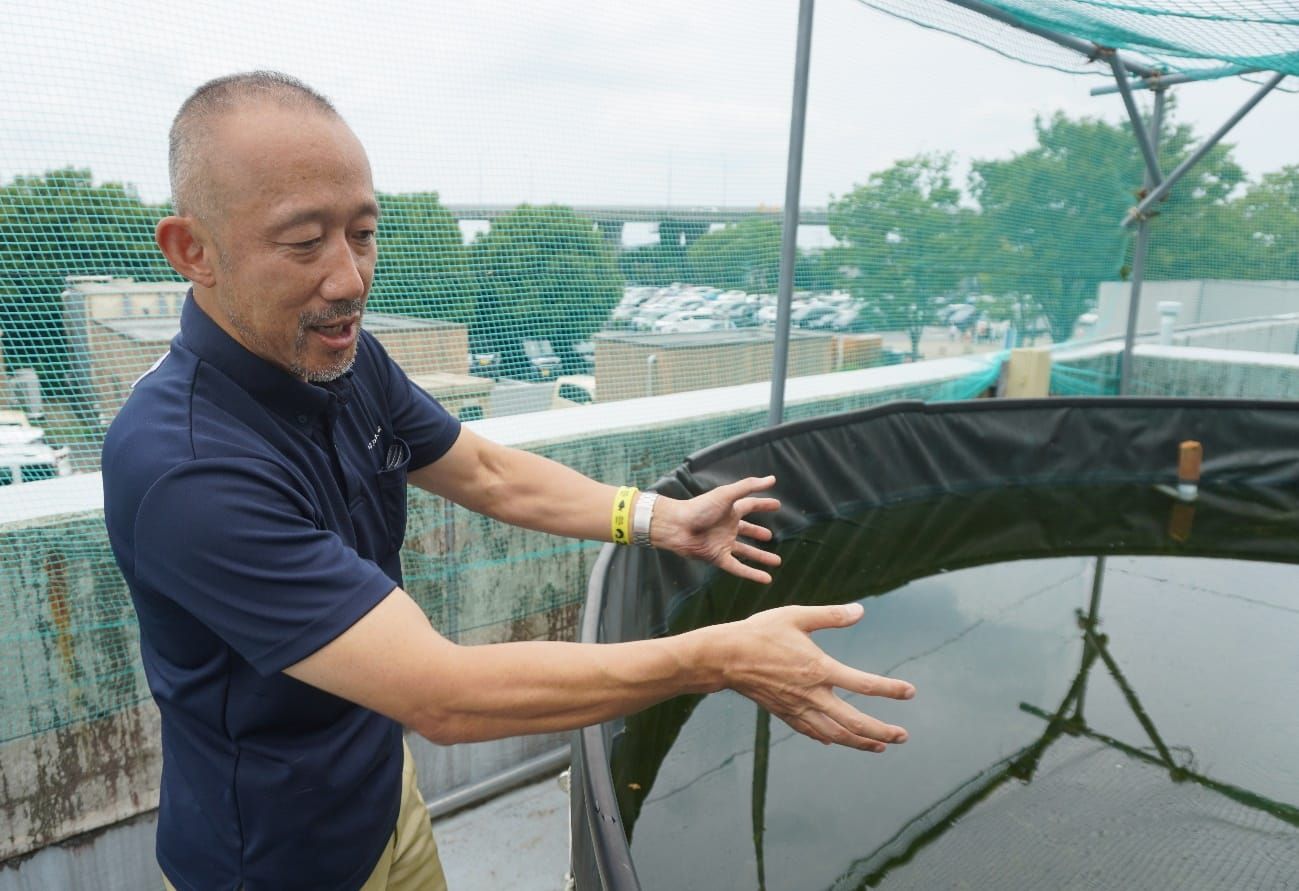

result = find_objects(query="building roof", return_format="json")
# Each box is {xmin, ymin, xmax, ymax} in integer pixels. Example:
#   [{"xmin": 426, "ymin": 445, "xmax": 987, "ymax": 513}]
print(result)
[
  {"xmin": 593, "ymin": 329, "xmax": 830, "ymax": 349},
  {"xmin": 90, "ymin": 312, "xmax": 464, "ymax": 343},
  {"xmin": 63, "ymin": 276, "xmax": 190, "ymax": 295}
]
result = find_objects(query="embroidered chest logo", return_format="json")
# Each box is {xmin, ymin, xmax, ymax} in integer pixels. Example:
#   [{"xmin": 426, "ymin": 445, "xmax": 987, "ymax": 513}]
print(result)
[{"xmin": 366, "ymin": 425, "xmax": 383, "ymax": 450}]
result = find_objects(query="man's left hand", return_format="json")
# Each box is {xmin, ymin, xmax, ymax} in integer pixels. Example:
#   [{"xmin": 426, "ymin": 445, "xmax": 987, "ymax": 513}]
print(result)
[{"xmin": 651, "ymin": 476, "xmax": 782, "ymax": 584}]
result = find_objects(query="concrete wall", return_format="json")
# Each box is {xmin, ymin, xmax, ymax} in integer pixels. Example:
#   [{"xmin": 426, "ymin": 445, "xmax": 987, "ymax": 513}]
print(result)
[
  {"xmin": 1167, "ymin": 316, "xmax": 1299, "ymax": 354},
  {"xmin": 1056, "ymin": 342, "xmax": 1299, "ymax": 400}
]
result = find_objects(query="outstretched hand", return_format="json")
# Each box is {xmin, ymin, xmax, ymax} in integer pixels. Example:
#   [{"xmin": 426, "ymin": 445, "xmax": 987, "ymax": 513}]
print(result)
[
  {"xmin": 651, "ymin": 475, "xmax": 782, "ymax": 583},
  {"xmin": 717, "ymin": 601, "xmax": 914, "ymax": 752}
]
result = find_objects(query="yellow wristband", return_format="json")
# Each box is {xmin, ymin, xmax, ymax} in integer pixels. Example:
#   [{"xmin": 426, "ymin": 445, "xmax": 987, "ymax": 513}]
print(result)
[{"xmin": 611, "ymin": 486, "xmax": 638, "ymax": 545}]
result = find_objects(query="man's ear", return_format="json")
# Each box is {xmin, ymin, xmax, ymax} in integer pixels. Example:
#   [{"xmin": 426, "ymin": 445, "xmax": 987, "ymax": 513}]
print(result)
[{"xmin": 156, "ymin": 216, "xmax": 218, "ymax": 288}]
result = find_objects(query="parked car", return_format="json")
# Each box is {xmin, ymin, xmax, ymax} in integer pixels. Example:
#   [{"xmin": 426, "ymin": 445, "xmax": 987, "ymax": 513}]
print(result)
[
  {"xmin": 489, "ymin": 338, "xmax": 563, "ymax": 381},
  {"xmin": 0, "ymin": 410, "xmax": 72, "ymax": 486},
  {"xmin": 653, "ymin": 309, "xmax": 726, "ymax": 333},
  {"xmin": 795, "ymin": 305, "xmax": 839, "ymax": 329}
]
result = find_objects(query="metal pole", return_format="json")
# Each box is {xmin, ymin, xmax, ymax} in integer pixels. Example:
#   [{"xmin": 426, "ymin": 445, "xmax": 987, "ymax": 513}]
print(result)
[
  {"xmin": 1091, "ymin": 65, "xmax": 1260, "ymax": 96},
  {"xmin": 768, "ymin": 0, "xmax": 815, "ymax": 427},
  {"xmin": 425, "ymin": 744, "xmax": 570, "ymax": 820},
  {"xmin": 1109, "ymin": 56, "xmax": 1162, "ymax": 185},
  {"xmin": 1125, "ymin": 72, "xmax": 1286, "ymax": 226},
  {"xmin": 1120, "ymin": 89, "xmax": 1164, "ymax": 395},
  {"xmin": 941, "ymin": 0, "xmax": 1160, "ymax": 78}
]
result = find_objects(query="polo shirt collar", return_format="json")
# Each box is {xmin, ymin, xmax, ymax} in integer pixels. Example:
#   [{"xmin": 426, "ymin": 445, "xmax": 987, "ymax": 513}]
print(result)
[{"xmin": 178, "ymin": 291, "xmax": 353, "ymax": 424}]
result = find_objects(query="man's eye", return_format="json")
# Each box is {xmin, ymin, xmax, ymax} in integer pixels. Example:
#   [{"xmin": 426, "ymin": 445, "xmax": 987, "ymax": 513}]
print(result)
[
  {"xmin": 292, "ymin": 238, "xmax": 322, "ymax": 250},
  {"xmin": 355, "ymin": 230, "xmax": 376, "ymax": 244}
]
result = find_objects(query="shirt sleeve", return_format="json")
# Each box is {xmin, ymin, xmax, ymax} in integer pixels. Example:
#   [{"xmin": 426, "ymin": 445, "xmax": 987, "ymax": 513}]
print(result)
[
  {"xmin": 366, "ymin": 333, "xmax": 462, "ymax": 470},
  {"xmin": 132, "ymin": 457, "xmax": 400, "ymax": 676}
]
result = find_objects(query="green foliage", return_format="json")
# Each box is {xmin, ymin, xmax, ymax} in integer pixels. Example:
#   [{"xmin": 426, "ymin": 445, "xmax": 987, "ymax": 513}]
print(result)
[
  {"xmin": 619, "ymin": 242, "xmax": 686, "ymax": 286},
  {"xmin": 470, "ymin": 204, "xmax": 623, "ymax": 355},
  {"xmin": 370, "ymin": 192, "xmax": 474, "ymax": 323},
  {"xmin": 686, "ymin": 218, "xmax": 782, "ymax": 290},
  {"xmin": 829, "ymin": 154, "xmax": 974, "ymax": 356},
  {"xmin": 1228, "ymin": 165, "xmax": 1299, "ymax": 279},
  {"xmin": 0, "ymin": 168, "xmax": 174, "ymax": 382},
  {"xmin": 971, "ymin": 107, "xmax": 1245, "ymax": 341}
]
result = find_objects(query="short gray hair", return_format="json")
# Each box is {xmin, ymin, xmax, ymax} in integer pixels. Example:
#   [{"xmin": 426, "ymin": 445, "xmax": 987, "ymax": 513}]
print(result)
[{"xmin": 168, "ymin": 71, "xmax": 338, "ymax": 219}]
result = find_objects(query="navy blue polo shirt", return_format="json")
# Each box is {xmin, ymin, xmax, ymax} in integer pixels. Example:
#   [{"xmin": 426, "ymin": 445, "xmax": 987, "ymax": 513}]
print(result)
[{"xmin": 102, "ymin": 295, "xmax": 460, "ymax": 891}]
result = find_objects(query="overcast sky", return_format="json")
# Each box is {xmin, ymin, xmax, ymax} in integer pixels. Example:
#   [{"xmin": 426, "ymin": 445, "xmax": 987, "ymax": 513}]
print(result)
[{"xmin": 2, "ymin": 0, "xmax": 1295, "ymax": 210}]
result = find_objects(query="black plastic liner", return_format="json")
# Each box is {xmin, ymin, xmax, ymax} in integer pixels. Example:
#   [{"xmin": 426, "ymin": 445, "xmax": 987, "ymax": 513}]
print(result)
[{"xmin": 570, "ymin": 397, "xmax": 1299, "ymax": 890}]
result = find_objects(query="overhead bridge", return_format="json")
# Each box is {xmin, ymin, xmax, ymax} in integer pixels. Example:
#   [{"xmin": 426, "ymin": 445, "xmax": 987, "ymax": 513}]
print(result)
[{"xmin": 445, "ymin": 204, "xmax": 830, "ymax": 246}]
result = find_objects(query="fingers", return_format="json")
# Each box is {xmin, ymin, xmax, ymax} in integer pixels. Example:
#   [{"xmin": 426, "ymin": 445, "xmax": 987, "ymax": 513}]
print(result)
[
  {"xmin": 818, "ymin": 692, "xmax": 909, "ymax": 745},
  {"xmin": 734, "ymin": 495, "xmax": 780, "ymax": 518},
  {"xmin": 719, "ymin": 554, "xmax": 774, "ymax": 586},
  {"xmin": 737, "ymin": 520, "xmax": 774, "ymax": 542},
  {"xmin": 788, "ymin": 601, "xmax": 867, "ymax": 633},
  {"xmin": 829, "ymin": 661, "xmax": 917, "ymax": 702},
  {"xmin": 789, "ymin": 708, "xmax": 899, "ymax": 753},
  {"xmin": 718, "ymin": 475, "xmax": 778, "ymax": 506},
  {"xmin": 731, "ymin": 540, "xmax": 781, "ymax": 568}
]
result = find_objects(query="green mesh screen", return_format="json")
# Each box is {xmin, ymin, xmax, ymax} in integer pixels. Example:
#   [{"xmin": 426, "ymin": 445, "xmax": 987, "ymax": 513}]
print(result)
[
  {"xmin": 0, "ymin": 0, "xmax": 1296, "ymax": 859},
  {"xmin": 861, "ymin": 1, "xmax": 1299, "ymax": 79}
]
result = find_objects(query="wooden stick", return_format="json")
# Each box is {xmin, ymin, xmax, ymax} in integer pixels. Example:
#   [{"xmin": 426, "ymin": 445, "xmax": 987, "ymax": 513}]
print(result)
[{"xmin": 1178, "ymin": 440, "xmax": 1202, "ymax": 485}]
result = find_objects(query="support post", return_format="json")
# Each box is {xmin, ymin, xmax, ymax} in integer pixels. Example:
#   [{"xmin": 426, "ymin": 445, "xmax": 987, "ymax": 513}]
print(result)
[
  {"xmin": 1125, "ymin": 72, "xmax": 1286, "ymax": 226},
  {"xmin": 1109, "ymin": 55, "xmax": 1162, "ymax": 185},
  {"xmin": 1091, "ymin": 65, "xmax": 1260, "ymax": 96},
  {"xmin": 768, "ymin": 0, "xmax": 815, "ymax": 427},
  {"xmin": 1120, "ymin": 88, "xmax": 1165, "ymax": 395}
]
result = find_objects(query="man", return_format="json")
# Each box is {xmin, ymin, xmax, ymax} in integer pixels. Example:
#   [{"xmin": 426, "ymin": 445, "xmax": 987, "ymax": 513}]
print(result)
[{"xmin": 102, "ymin": 72, "xmax": 915, "ymax": 891}]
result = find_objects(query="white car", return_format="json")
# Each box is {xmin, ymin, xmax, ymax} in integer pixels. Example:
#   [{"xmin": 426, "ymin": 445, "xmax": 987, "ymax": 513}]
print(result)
[
  {"xmin": 653, "ymin": 310, "xmax": 726, "ymax": 333},
  {"xmin": 0, "ymin": 411, "xmax": 72, "ymax": 485}
]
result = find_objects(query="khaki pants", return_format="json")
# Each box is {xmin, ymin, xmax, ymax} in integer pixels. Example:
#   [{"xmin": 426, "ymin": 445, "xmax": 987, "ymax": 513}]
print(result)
[{"xmin": 163, "ymin": 741, "xmax": 446, "ymax": 891}]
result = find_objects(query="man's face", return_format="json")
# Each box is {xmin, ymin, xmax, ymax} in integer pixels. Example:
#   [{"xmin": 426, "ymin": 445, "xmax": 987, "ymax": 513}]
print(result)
[{"xmin": 199, "ymin": 104, "xmax": 379, "ymax": 381}]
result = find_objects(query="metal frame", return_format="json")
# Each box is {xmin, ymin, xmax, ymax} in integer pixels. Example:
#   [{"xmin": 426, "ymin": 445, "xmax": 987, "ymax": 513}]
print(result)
[
  {"xmin": 1091, "ymin": 65, "xmax": 1262, "ymax": 96},
  {"xmin": 768, "ymin": 0, "xmax": 816, "ymax": 427},
  {"xmin": 1117, "ymin": 72, "xmax": 1286, "ymax": 392},
  {"xmin": 1118, "ymin": 87, "xmax": 1165, "ymax": 395}
]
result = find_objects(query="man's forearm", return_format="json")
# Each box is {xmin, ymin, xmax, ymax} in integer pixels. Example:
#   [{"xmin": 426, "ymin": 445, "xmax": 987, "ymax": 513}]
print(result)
[
  {"xmin": 409, "ymin": 629, "xmax": 725, "ymax": 745},
  {"xmin": 287, "ymin": 589, "xmax": 913, "ymax": 753},
  {"xmin": 411, "ymin": 428, "xmax": 660, "ymax": 543}
]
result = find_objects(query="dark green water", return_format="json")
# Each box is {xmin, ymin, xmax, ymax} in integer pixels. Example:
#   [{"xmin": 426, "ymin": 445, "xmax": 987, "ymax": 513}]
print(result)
[{"xmin": 613, "ymin": 486, "xmax": 1299, "ymax": 890}]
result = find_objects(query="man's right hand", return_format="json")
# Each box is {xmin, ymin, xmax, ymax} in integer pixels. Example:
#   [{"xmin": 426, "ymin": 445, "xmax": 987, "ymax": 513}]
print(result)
[{"xmin": 705, "ymin": 601, "xmax": 913, "ymax": 753}]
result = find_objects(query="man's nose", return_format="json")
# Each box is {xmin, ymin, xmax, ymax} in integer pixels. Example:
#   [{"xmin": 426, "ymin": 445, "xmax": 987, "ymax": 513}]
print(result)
[{"xmin": 320, "ymin": 235, "xmax": 367, "ymax": 301}]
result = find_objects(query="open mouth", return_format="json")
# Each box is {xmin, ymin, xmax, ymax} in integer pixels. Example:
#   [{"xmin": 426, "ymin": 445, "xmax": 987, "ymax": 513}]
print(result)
[{"xmin": 308, "ymin": 317, "xmax": 358, "ymax": 350}]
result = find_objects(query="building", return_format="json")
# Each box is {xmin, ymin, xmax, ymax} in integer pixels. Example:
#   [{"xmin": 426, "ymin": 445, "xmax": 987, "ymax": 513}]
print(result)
[
  {"xmin": 61, "ymin": 277, "xmax": 479, "ymax": 421},
  {"xmin": 1094, "ymin": 280, "xmax": 1299, "ymax": 339},
  {"xmin": 593, "ymin": 329, "xmax": 839, "ymax": 402}
]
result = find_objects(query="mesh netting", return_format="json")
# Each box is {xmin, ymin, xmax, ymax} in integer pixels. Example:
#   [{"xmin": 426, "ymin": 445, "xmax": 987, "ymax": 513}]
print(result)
[
  {"xmin": 0, "ymin": 0, "xmax": 1295, "ymax": 863},
  {"xmin": 861, "ymin": 1, "xmax": 1299, "ymax": 79}
]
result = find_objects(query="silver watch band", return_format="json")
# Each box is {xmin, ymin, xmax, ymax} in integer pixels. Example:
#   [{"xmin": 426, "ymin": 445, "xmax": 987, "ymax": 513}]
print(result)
[{"xmin": 632, "ymin": 492, "xmax": 659, "ymax": 548}]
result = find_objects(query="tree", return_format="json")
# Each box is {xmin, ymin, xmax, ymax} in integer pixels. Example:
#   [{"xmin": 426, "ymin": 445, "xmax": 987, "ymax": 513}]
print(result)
[
  {"xmin": 1228, "ymin": 165, "xmax": 1299, "ymax": 279},
  {"xmin": 619, "ymin": 242, "xmax": 686, "ymax": 286},
  {"xmin": 969, "ymin": 107, "xmax": 1246, "ymax": 342},
  {"xmin": 0, "ymin": 168, "xmax": 174, "ymax": 385},
  {"xmin": 829, "ymin": 154, "xmax": 973, "ymax": 358},
  {"xmin": 686, "ymin": 218, "xmax": 782, "ymax": 290},
  {"xmin": 370, "ymin": 192, "xmax": 474, "ymax": 323},
  {"xmin": 470, "ymin": 204, "xmax": 623, "ymax": 371}
]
